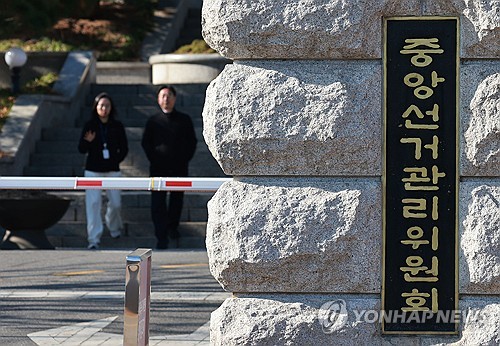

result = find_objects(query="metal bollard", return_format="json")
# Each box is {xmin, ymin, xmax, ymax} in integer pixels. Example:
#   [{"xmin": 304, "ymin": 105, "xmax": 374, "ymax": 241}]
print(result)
[{"xmin": 124, "ymin": 248, "xmax": 152, "ymax": 346}]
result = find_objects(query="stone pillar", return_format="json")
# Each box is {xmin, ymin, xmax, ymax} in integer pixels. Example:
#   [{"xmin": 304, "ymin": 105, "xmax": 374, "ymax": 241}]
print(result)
[{"xmin": 201, "ymin": 1, "xmax": 500, "ymax": 344}]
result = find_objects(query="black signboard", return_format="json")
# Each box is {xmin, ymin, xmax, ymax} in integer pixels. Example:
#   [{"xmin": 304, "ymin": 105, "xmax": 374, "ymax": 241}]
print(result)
[{"xmin": 382, "ymin": 17, "xmax": 459, "ymax": 334}]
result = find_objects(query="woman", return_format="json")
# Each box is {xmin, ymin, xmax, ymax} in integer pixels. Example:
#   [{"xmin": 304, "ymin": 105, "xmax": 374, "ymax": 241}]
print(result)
[{"xmin": 78, "ymin": 92, "xmax": 128, "ymax": 249}]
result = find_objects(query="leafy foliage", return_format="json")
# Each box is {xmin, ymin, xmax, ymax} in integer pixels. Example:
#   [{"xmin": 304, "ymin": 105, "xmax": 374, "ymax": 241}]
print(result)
[
  {"xmin": 0, "ymin": 0, "xmax": 156, "ymax": 129},
  {"xmin": 23, "ymin": 72, "xmax": 58, "ymax": 94},
  {"xmin": 0, "ymin": 0, "xmax": 155, "ymax": 61},
  {"xmin": 0, "ymin": 89, "xmax": 15, "ymax": 130},
  {"xmin": 0, "ymin": 38, "xmax": 73, "ymax": 52},
  {"xmin": 0, "ymin": 72, "xmax": 58, "ymax": 130},
  {"xmin": 174, "ymin": 39, "xmax": 216, "ymax": 54}
]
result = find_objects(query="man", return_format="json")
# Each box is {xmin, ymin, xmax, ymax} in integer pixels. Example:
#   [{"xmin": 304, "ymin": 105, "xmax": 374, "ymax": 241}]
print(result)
[{"xmin": 141, "ymin": 85, "xmax": 197, "ymax": 249}]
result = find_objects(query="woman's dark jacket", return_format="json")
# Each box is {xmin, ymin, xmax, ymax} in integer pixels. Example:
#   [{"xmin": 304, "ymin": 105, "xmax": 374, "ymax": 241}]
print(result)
[
  {"xmin": 141, "ymin": 109, "xmax": 197, "ymax": 176},
  {"xmin": 78, "ymin": 118, "xmax": 128, "ymax": 172}
]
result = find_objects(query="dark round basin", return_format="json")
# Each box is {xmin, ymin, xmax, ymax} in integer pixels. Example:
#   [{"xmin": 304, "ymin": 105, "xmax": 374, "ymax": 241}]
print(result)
[
  {"xmin": 0, "ymin": 193, "xmax": 70, "ymax": 250},
  {"xmin": 0, "ymin": 198, "xmax": 70, "ymax": 230}
]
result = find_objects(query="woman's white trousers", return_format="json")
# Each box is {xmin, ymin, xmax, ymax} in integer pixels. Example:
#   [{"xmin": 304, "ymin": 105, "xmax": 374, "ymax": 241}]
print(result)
[{"xmin": 84, "ymin": 170, "xmax": 123, "ymax": 247}]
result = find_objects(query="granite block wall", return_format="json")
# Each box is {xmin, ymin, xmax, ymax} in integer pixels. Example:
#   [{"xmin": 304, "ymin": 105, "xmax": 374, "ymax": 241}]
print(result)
[{"xmin": 201, "ymin": 0, "xmax": 499, "ymax": 344}]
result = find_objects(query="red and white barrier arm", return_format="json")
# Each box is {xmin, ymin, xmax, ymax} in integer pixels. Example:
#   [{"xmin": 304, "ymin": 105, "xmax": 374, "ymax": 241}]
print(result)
[{"xmin": 0, "ymin": 177, "xmax": 232, "ymax": 192}]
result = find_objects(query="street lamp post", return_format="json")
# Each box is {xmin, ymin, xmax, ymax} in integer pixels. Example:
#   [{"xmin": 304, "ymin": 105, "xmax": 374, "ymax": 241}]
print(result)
[{"xmin": 4, "ymin": 47, "xmax": 27, "ymax": 94}]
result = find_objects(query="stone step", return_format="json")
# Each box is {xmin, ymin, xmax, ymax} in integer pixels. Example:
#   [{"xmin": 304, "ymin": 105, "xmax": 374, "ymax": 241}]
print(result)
[
  {"xmin": 24, "ymin": 166, "xmax": 83, "ymax": 176},
  {"xmin": 57, "ymin": 206, "xmax": 210, "ymax": 224},
  {"xmin": 96, "ymin": 61, "xmax": 151, "ymax": 85},
  {"xmin": 24, "ymin": 161, "xmax": 224, "ymax": 177},
  {"xmin": 43, "ymin": 124, "xmax": 205, "ymax": 141},
  {"xmin": 32, "ymin": 141, "xmax": 211, "ymax": 158},
  {"xmin": 86, "ymin": 93, "xmax": 156, "ymax": 106},
  {"xmin": 47, "ymin": 222, "xmax": 207, "ymax": 249},
  {"xmin": 53, "ymin": 191, "xmax": 213, "ymax": 208},
  {"xmin": 30, "ymin": 146, "xmax": 214, "ymax": 166},
  {"xmin": 32, "ymin": 135, "xmax": 222, "ymax": 176},
  {"xmin": 29, "ymin": 153, "xmax": 86, "ymax": 166},
  {"xmin": 35, "ymin": 141, "xmax": 89, "ymax": 153},
  {"xmin": 47, "ymin": 221, "xmax": 208, "ymax": 238},
  {"xmin": 25, "ymin": 80, "xmax": 221, "ymax": 248},
  {"xmin": 84, "ymin": 91, "xmax": 206, "ymax": 109},
  {"xmin": 113, "ymin": 206, "xmax": 209, "ymax": 222},
  {"xmin": 48, "ymin": 234, "xmax": 206, "ymax": 249},
  {"xmin": 41, "ymin": 127, "xmax": 134, "ymax": 142},
  {"xmin": 46, "ymin": 214, "xmax": 208, "ymax": 249},
  {"xmin": 34, "ymin": 137, "xmax": 213, "ymax": 156},
  {"xmin": 24, "ymin": 165, "xmax": 223, "ymax": 178},
  {"xmin": 78, "ymin": 105, "xmax": 205, "ymax": 120},
  {"xmin": 117, "ymin": 162, "xmax": 225, "ymax": 177},
  {"xmin": 30, "ymin": 145, "xmax": 212, "ymax": 168},
  {"xmin": 44, "ymin": 191, "xmax": 211, "ymax": 249},
  {"xmin": 89, "ymin": 83, "xmax": 209, "ymax": 98},
  {"xmin": 28, "ymin": 143, "xmax": 223, "ymax": 177},
  {"xmin": 75, "ymin": 107, "xmax": 203, "ymax": 129}
]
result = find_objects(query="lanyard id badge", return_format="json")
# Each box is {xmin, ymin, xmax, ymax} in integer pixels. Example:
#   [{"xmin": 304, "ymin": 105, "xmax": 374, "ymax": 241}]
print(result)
[
  {"xmin": 102, "ymin": 143, "xmax": 110, "ymax": 159},
  {"xmin": 100, "ymin": 123, "xmax": 110, "ymax": 159}
]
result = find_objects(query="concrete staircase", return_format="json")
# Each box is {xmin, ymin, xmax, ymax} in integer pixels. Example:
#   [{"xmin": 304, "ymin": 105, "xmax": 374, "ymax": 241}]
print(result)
[
  {"xmin": 21, "ymin": 1, "xmax": 225, "ymax": 250},
  {"xmin": 25, "ymin": 83, "xmax": 226, "ymax": 249}
]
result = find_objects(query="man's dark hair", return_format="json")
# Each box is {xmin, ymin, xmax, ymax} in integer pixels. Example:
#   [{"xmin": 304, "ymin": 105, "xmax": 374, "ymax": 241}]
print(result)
[{"xmin": 157, "ymin": 85, "xmax": 177, "ymax": 97}]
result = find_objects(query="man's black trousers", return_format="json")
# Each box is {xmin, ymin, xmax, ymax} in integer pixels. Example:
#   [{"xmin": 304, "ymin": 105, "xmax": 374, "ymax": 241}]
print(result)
[{"xmin": 151, "ymin": 190, "xmax": 184, "ymax": 247}]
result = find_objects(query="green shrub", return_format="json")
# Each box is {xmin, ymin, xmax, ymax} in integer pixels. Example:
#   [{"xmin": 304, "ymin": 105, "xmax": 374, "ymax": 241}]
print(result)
[
  {"xmin": 174, "ymin": 39, "xmax": 216, "ymax": 54},
  {"xmin": 0, "ymin": 72, "xmax": 59, "ymax": 131},
  {"xmin": 0, "ymin": 38, "xmax": 73, "ymax": 52},
  {"xmin": 23, "ymin": 72, "xmax": 58, "ymax": 94},
  {"xmin": 0, "ymin": 89, "xmax": 15, "ymax": 131}
]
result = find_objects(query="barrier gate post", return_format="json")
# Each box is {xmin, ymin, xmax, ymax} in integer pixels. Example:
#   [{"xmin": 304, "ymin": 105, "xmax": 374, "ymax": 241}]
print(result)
[{"xmin": 124, "ymin": 248, "xmax": 152, "ymax": 346}]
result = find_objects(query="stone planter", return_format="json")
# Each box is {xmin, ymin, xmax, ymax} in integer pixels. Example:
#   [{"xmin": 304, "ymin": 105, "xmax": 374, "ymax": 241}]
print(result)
[
  {"xmin": 0, "ymin": 191, "xmax": 70, "ymax": 250},
  {"xmin": 149, "ymin": 53, "xmax": 231, "ymax": 84}
]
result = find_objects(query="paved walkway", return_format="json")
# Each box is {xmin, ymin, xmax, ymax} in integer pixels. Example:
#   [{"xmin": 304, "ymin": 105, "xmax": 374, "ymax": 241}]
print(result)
[
  {"xmin": 0, "ymin": 249, "xmax": 229, "ymax": 345},
  {"xmin": 27, "ymin": 313, "xmax": 212, "ymax": 346},
  {"xmin": 0, "ymin": 289, "xmax": 228, "ymax": 301}
]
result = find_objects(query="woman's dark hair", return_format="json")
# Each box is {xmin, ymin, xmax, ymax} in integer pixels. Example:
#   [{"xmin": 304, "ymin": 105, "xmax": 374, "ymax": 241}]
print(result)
[
  {"xmin": 157, "ymin": 85, "xmax": 177, "ymax": 97},
  {"xmin": 91, "ymin": 92, "xmax": 117, "ymax": 120}
]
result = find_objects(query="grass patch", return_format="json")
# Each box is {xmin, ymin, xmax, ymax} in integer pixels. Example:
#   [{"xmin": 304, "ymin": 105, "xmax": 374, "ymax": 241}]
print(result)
[
  {"xmin": 23, "ymin": 73, "xmax": 58, "ymax": 94},
  {"xmin": 173, "ymin": 39, "xmax": 216, "ymax": 54},
  {"xmin": 0, "ymin": 38, "xmax": 73, "ymax": 52},
  {"xmin": 0, "ymin": 72, "xmax": 58, "ymax": 131},
  {"xmin": 0, "ymin": 89, "xmax": 15, "ymax": 129}
]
